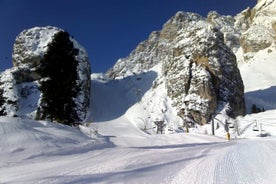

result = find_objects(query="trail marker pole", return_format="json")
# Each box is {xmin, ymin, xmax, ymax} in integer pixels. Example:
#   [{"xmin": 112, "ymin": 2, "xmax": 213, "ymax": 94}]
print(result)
[{"xmin": 212, "ymin": 118, "xmax": 215, "ymax": 135}]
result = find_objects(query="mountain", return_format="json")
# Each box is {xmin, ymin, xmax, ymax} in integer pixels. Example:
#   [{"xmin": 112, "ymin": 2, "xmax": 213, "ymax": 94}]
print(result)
[
  {"xmin": 206, "ymin": 0, "xmax": 276, "ymax": 114},
  {"xmin": 0, "ymin": 26, "xmax": 91, "ymax": 125},
  {"xmin": 107, "ymin": 12, "xmax": 245, "ymax": 126},
  {"xmin": 209, "ymin": 0, "xmax": 276, "ymax": 60},
  {"xmin": 0, "ymin": 0, "xmax": 275, "ymax": 130},
  {"xmin": 2, "ymin": 1, "xmax": 276, "ymax": 183},
  {"xmin": 106, "ymin": 0, "xmax": 276, "ymax": 128}
]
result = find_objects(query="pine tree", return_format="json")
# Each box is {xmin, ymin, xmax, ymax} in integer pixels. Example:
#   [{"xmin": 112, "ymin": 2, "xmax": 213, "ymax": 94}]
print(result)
[
  {"xmin": 251, "ymin": 104, "xmax": 258, "ymax": 113},
  {"xmin": 0, "ymin": 87, "xmax": 5, "ymax": 115},
  {"xmin": 251, "ymin": 104, "xmax": 264, "ymax": 114},
  {"xmin": 37, "ymin": 31, "xmax": 80, "ymax": 126}
]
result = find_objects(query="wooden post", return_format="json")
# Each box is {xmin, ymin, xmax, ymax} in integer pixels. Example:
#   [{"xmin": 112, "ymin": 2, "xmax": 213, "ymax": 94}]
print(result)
[
  {"xmin": 226, "ymin": 132, "xmax": 230, "ymax": 141},
  {"xmin": 211, "ymin": 118, "xmax": 215, "ymax": 135}
]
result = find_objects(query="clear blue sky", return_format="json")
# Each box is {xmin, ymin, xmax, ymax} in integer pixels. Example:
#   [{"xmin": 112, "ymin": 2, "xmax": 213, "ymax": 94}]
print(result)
[{"xmin": 0, "ymin": 0, "xmax": 256, "ymax": 73}]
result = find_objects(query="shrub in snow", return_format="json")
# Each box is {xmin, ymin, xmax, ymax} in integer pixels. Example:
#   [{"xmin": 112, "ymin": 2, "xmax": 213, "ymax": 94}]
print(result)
[{"xmin": 251, "ymin": 104, "xmax": 265, "ymax": 114}]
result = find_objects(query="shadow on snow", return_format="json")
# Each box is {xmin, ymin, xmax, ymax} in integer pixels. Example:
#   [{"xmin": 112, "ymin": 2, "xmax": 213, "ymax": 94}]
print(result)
[
  {"xmin": 245, "ymin": 86, "xmax": 276, "ymax": 113},
  {"xmin": 42, "ymin": 153, "xmax": 207, "ymax": 184},
  {"xmin": 89, "ymin": 71, "xmax": 157, "ymax": 122},
  {"xmin": 130, "ymin": 141, "xmax": 223, "ymax": 150}
]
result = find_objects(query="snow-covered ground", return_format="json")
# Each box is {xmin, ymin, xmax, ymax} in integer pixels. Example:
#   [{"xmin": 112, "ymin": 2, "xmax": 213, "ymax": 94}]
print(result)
[
  {"xmin": 239, "ymin": 48, "xmax": 276, "ymax": 112},
  {"xmin": 2, "ymin": 17, "xmax": 276, "ymax": 183},
  {"xmin": 1, "ymin": 116, "xmax": 276, "ymax": 184},
  {"xmin": 2, "ymin": 47, "xmax": 276, "ymax": 183}
]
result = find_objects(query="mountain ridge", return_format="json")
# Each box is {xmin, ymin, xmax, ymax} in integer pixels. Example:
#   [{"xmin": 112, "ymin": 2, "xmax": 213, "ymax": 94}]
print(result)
[
  {"xmin": 0, "ymin": 0, "xmax": 276, "ymax": 130},
  {"xmin": 107, "ymin": 10, "xmax": 246, "ymax": 126}
]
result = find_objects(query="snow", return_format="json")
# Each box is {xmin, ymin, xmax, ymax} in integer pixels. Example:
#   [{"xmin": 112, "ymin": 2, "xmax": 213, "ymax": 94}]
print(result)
[
  {"xmin": 2, "ymin": 114, "xmax": 276, "ymax": 183},
  {"xmin": 12, "ymin": 26, "xmax": 61, "ymax": 67},
  {"xmin": 238, "ymin": 47, "xmax": 276, "ymax": 113},
  {"xmin": 2, "ymin": 49, "xmax": 276, "ymax": 183},
  {"xmin": 17, "ymin": 81, "xmax": 40, "ymax": 118},
  {"xmin": 2, "ymin": 4, "xmax": 276, "ymax": 184},
  {"xmin": 253, "ymin": 0, "xmax": 276, "ymax": 30}
]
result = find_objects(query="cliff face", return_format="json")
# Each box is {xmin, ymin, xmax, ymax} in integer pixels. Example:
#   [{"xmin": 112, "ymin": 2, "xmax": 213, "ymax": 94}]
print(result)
[
  {"xmin": 107, "ymin": 12, "xmax": 245, "ymax": 125},
  {"xmin": 0, "ymin": 26, "xmax": 91, "ymax": 125},
  {"xmin": 209, "ymin": 0, "xmax": 276, "ymax": 59},
  {"xmin": 107, "ymin": 0, "xmax": 276, "ymax": 126},
  {"xmin": 163, "ymin": 12, "xmax": 244, "ymax": 125}
]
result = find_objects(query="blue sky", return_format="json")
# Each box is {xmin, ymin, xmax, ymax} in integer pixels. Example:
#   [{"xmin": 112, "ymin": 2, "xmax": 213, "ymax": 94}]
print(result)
[{"xmin": 0, "ymin": 0, "xmax": 256, "ymax": 73}]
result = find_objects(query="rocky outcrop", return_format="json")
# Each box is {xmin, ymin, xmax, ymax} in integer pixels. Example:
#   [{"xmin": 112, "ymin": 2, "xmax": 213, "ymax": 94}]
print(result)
[
  {"xmin": 207, "ymin": 11, "xmax": 241, "ymax": 53},
  {"xmin": 237, "ymin": 0, "xmax": 276, "ymax": 54},
  {"xmin": 0, "ymin": 26, "xmax": 91, "ymax": 125},
  {"xmin": 106, "ymin": 30, "xmax": 169, "ymax": 79},
  {"xmin": 12, "ymin": 26, "xmax": 62, "ymax": 69},
  {"xmin": 107, "ymin": 12, "xmax": 245, "ymax": 125},
  {"xmin": 199, "ymin": 0, "xmax": 276, "ymax": 60},
  {"xmin": 0, "ymin": 68, "xmax": 19, "ymax": 116},
  {"xmin": 240, "ymin": 25, "xmax": 274, "ymax": 53},
  {"xmin": 163, "ymin": 12, "xmax": 245, "ymax": 125}
]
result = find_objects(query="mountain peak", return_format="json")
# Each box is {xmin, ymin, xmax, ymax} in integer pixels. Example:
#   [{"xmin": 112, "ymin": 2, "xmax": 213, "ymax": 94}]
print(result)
[{"xmin": 107, "ymin": 10, "xmax": 245, "ymax": 125}]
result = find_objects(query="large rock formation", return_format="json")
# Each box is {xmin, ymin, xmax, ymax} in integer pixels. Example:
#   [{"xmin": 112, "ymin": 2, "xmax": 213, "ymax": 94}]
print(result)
[
  {"xmin": 239, "ymin": 0, "xmax": 276, "ymax": 54},
  {"xmin": 108, "ymin": 0, "xmax": 276, "ymax": 126},
  {"xmin": 207, "ymin": 11, "xmax": 241, "ymax": 53},
  {"xmin": 206, "ymin": 0, "xmax": 276, "ymax": 60},
  {"xmin": 107, "ymin": 12, "xmax": 245, "ymax": 125},
  {"xmin": 163, "ymin": 12, "xmax": 244, "ymax": 125},
  {"xmin": 106, "ymin": 30, "xmax": 167, "ymax": 79},
  {"xmin": 0, "ymin": 26, "xmax": 91, "ymax": 125}
]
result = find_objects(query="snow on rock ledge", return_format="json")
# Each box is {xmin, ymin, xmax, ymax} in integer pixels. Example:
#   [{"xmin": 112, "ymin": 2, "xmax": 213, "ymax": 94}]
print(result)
[{"xmin": 12, "ymin": 26, "xmax": 62, "ymax": 69}]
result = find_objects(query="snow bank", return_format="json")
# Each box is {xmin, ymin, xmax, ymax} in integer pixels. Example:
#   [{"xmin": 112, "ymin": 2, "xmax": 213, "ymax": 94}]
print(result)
[{"xmin": 0, "ymin": 117, "xmax": 103, "ymax": 163}]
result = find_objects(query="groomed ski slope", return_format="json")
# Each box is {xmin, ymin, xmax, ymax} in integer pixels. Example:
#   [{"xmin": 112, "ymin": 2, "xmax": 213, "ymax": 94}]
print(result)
[
  {"xmin": 1, "ymin": 115, "xmax": 276, "ymax": 183},
  {"xmin": 2, "ymin": 66, "xmax": 276, "ymax": 183},
  {"xmin": 2, "ymin": 45, "xmax": 276, "ymax": 184}
]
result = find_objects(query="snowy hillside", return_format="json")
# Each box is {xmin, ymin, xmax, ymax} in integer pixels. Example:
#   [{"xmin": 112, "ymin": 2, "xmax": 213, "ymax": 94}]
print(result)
[
  {"xmin": 3, "ymin": 40, "xmax": 276, "ymax": 183},
  {"xmin": 2, "ymin": 103, "xmax": 276, "ymax": 183},
  {"xmin": 239, "ymin": 48, "xmax": 276, "ymax": 112},
  {"xmin": 2, "ymin": 0, "xmax": 276, "ymax": 183}
]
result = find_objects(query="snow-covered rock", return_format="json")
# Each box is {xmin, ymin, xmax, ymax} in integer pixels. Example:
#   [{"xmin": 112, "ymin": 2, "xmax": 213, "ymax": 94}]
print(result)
[
  {"xmin": 207, "ymin": 11, "xmax": 241, "ymax": 53},
  {"xmin": 0, "ymin": 26, "xmax": 91, "ymax": 125},
  {"xmin": 240, "ymin": 25, "xmax": 274, "ymax": 53},
  {"xmin": 12, "ymin": 26, "xmax": 62, "ymax": 69},
  {"xmin": 0, "ymin": 68, "xmax": 20, "ymax": 116},
  {"xmin": 163, "ymin": 12, "xmax": 245, "ymax": 125},
  {"xmin": 106, "ymin": 30, "xmax": 167, "ymax": 79},
  {"xmin": 236, "ymin": 0, "xmax": 276, "ymax": 55},
  {"xmin": 107, "ymin": 12, "xmax": 245, "ymax": 125}
]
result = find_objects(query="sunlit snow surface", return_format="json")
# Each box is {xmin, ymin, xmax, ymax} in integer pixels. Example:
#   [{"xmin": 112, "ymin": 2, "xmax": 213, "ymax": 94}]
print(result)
[
  {"xmin": 2, "ymin": 1, "xmax": 276, "ymax": 183},
  {"xmin": 1, "ymin": 115, "xmax": 276, "ymax": 183},
  {"xmin": 2, "ymin": 52, "xmax": 276, "ymax": 183}
]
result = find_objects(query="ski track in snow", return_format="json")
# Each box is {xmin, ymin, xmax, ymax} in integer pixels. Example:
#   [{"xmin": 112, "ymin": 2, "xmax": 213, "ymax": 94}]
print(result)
[
  {"xmin": 3, "ymin": 41, "xmax": 276, "ymax": 184},
  {"xmin": 2, "ymin": 69, "xmax": 276, "ymax": 183},
  {"xmin": 2, "ymin": 114, "xmax": 276, "ymax": 183},
  {"xmin": 2, "ymin": 71, "xmax": 276, "ymax": 183}
]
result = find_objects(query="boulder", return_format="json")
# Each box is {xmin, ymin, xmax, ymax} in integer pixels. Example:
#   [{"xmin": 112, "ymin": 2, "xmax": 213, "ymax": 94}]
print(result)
[{"xmin": 0, "ymin": 26, "xmax": 91, "ymax": 125}]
